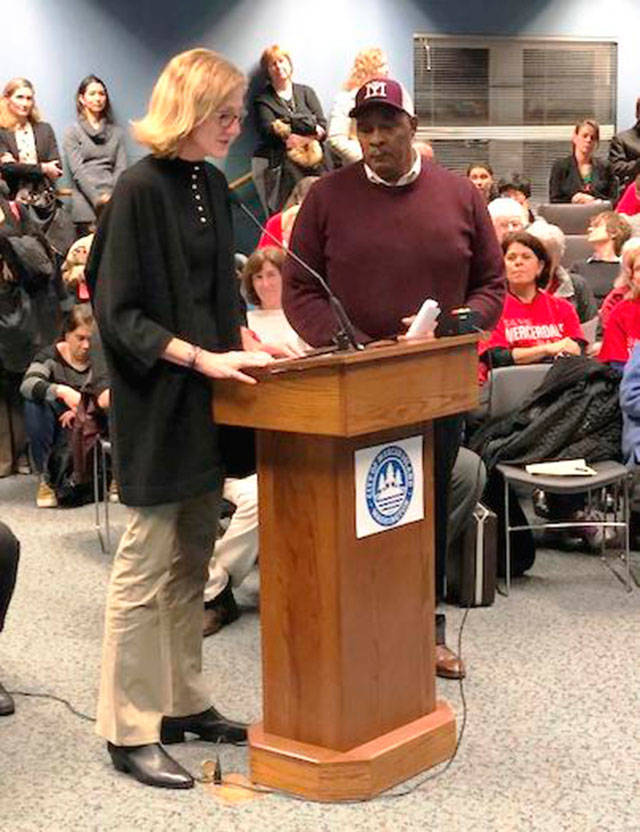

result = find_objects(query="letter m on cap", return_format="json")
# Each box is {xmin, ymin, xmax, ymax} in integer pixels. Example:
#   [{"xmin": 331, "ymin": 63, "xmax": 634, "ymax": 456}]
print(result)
[{"xmin": 364, "ymin": 81, "xmax": 386, "ymax": 99}]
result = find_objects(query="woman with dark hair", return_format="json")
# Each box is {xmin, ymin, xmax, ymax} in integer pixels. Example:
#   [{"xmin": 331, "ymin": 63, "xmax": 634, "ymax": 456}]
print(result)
[
  {"xmin": 479, "ymin": 231, "xmax": 585, "ymax": 378},
  {"xmin": 20, "ymin": 305, "xmax": 105, "ymax": 507},
  {"xmin": 63, "ymin": 75, "xmax": 127, "ymax": 235},
  {"xmin": 549, "ymin": 118, "xmax": 617, "ymax": 204},
  {"xmin": 467, "ymin": 162, "xmax": 496, "ymax": 203},
  {"xmin": 253, "ymin": 44, "xmax": 327, "ymax": 213},
  {"xmin": 88, "ymin": 48, "xmax": 273, "ymax": 789}
]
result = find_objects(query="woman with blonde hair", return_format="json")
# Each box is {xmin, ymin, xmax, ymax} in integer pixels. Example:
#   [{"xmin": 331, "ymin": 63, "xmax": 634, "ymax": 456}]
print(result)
[
  {"xmin": 88, "ymin": 47, "xmax": 273, "ymax": 789},
  {"xmin": 327, "ymin": 47, "xmax": 389, "ymax": 165},
  {"xmin": 253, "ymin": 44, "xmax": 327, "ymax": 212},
  {"xmin": 0, "ymin": 77, "xmax": 63, "ymax": 191},
  {"xmin": 599, "ymin": 237, "xmax": 640, "ymax": 331}
]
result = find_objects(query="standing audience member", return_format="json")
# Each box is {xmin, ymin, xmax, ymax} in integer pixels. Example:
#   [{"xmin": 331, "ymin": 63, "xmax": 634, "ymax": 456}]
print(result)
[
  {"xmin": 549, "ymin": 118, "xmax": 617, "ymax": 204},
  {"xmin": 327, "ymin": 47, "xmax": 390, "ymax": 166},
  {"xmin": 570, "ymin": 211, "xmax": 631, "ymax": 305},
  {"xmin": 88, "ymin": 48, "xmax": 273, "ymax": 790},
  {"xmin": 528, "ymin": 220, "xmax": 597, "ymax": 324},
  {"xmin": 0, "ymin": 521, "xmax": 19, "ymax": 716},
  {"xmin": 598, "ymin": 242, "xmax": 640, "ymax": 369},
  {"xmin": 609, "ymin": 97, "xmax": 640, "ymax": 193},
  {"xmin": 0, "ymin": 78, "xmax": 63, "ymax": 190},
  {"xmin": 61, "ymin": 234, "xmax": 93, "ymax": 303},
  {"xmin": 20, "ymin": 306, "xmax": 104, "ymax": 508},
  {"xmin": 487, "ymin": 197, "xmax": 528, "ymax": 243},
  {"xmin": 254, "ymin": 45, "xmax": 327, "ymax": 213},
  {"xmin": 467, "ymin": 162, "xmax": 496, "ymax": 203},
  {"xmin": 0, "ymin": 79, "xmax": 73, "ymax": 254},
  {"xmin": 63, "ymin": 75, "xmax": 127, "ymax": 237}
]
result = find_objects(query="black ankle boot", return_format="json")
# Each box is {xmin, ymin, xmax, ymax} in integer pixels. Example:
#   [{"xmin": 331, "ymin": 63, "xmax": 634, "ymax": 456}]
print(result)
[
  {"xmin": 107, "ymin": 742, "xmax": 194, "ymax": 789},
  {"xmin": 161, "ymin": 706, "xmax": 248, "ymax": 745},
  {"xmin": 0, "ymin": 680, "xmax": 14, "ymax": 716}
]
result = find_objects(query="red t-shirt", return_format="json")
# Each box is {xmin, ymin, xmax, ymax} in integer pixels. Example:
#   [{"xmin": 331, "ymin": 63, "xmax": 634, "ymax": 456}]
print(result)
[
  {"xmin": 598, "ymin": 298, "xmax": 640, "ymax": 364},
  {"xmin": 616, "ymin": 182, "xmax": 640, "ymax": 217},
  {"xmin": 478, "ymin": 290, "xmax": 585, "ymax": 382}
]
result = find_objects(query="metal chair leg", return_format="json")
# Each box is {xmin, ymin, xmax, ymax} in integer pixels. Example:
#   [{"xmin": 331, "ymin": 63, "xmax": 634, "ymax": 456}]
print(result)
[{"xmin": 504, "ymin": 478, "xmax": 511, "ymax": 596}]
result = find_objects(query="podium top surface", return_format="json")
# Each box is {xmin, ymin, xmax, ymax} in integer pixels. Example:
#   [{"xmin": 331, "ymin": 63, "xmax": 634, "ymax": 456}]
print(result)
[{"xmin": 213, "ymin": 334, "xmax": 480, "ymax": 437}]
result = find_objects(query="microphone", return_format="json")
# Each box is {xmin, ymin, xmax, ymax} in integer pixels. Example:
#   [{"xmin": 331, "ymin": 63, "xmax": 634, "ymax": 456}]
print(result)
[{"xmin": 229, "ymin": 191, "xmax": 364, "ymax": 352}]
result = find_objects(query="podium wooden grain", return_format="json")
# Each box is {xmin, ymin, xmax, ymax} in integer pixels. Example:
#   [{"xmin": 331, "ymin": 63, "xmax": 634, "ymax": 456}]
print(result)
[{"xmin": 213, "ymin": 336, "xmax": 479, "ymax": 801}]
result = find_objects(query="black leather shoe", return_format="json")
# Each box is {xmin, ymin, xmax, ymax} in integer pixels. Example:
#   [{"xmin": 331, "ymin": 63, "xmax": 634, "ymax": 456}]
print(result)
[
  {"xmin": 107, "ymin": 742, "xmax": 194, "ymax": 789},
  {"xmin": 0, "ymin": 680, "xmax": 15, "ymax": 716},
  {"xmin": 203, "ymin": 581, "xmax": 240, "ymax": 637},
  {"xmin": 161, "ymin": 706, "xmax": 248, "ymax": 745}
]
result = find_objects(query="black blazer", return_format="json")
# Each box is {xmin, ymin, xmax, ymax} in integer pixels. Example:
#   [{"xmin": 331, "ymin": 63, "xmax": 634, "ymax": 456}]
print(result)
[
  {"xmin": 608, "ymin": 122, "xmax": 640, "ymax": 190},
  {"xmin": 549, "ymin": 154, "xmax": 617, "ymax": 204},
  {"xmin": 0, "ymin": 121, "xmax": 60, "ymax": 164}
]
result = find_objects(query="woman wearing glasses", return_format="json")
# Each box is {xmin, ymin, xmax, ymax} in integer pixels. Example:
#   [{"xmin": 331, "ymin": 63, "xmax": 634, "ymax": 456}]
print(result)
[{"xmin": 88, "ymin": 48, "xmax": 273, "ymax": 790}]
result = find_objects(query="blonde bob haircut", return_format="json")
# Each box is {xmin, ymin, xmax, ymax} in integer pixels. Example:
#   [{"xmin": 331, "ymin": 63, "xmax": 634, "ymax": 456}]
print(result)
[
  {"xmin": 132, "ymin": 48, "xmax": 245, "ymax": 158},
  {"xmin": 344, "ymin": 48, "xmax": 388, "ymax": 91},
  {"xmin": 260, "ymin": 45, "xmax": 292, "ymax": 76},
  {"xmin": 614, "ymin": 237, "xmax": 640, "ymax": 301},
  {"xmin": 0, "ymin": 78, "xmax": 41, "ymax": 130}
]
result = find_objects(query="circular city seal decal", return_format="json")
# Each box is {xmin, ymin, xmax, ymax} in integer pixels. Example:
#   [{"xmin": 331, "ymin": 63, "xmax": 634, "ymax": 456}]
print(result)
[{"xmin": 365, "ymin": 445, "xmax": 414, "ymax": 527}]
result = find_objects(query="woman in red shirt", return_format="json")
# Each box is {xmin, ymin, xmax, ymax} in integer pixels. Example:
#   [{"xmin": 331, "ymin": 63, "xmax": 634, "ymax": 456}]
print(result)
[
  {"xmin": 480, "ymin": 231, "xmax": 585, "ymax": 380},
  {"xmin": 599, "ymin": 244, "xmax": 640, "ymax": 369}
]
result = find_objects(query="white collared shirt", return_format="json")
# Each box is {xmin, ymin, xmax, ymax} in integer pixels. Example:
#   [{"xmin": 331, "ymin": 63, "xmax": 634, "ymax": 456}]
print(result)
[{"xmin": 363, "ymin": 149, "xmax": 422, "ymax": 187}]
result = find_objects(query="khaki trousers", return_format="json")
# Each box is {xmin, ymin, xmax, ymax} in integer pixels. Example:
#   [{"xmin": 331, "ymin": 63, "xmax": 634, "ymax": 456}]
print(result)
[{"xmin": 96, "ymin": 489, "xmax": 221, "ymax": 745}]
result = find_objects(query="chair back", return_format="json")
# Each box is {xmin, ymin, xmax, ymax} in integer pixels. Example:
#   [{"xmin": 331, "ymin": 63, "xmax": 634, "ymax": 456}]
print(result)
[
  {"xmin": 562, "ymin": 235, "xmax": 592, "ymax": 268},
  {"xmin": 487, "ymin": 364, "xmax": 552, "ymax": 418},
  {"xmin": 537, "ymin": 202, "xmax": 612, "ymax": 235}
]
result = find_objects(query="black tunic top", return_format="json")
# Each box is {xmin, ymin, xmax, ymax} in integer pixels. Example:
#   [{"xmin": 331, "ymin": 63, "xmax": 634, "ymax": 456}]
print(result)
[{"xmin": 88, "ymin": 155, "xmax": 242, "ymax": 506}]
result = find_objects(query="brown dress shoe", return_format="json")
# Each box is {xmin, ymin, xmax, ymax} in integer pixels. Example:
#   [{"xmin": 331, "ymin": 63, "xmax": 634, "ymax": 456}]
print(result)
[
  {"xmin": 203, "ymin": 582, "xmax": 240, "ymax": 637},
  {"xmin": 435, "ymin": 644, "xmax": 466, "ymax": 680}
]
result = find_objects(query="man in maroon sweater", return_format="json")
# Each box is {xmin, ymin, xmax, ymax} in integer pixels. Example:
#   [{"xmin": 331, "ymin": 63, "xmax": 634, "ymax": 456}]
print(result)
[{"xmin": 283, "ymin": 78, "xmax": 505, "ymax": 679}]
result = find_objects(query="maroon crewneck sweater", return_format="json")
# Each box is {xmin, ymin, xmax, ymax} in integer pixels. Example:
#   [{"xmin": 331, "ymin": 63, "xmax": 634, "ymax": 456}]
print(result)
[{"xmin": 282, "ymin": 160, "xmax": 506, "ymax": 346}]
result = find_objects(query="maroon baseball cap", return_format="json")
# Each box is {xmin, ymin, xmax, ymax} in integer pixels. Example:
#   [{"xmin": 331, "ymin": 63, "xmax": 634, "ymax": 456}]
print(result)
[{"xmin": 349, "ymin": 78, "xmax": 415, "ymax": 118}]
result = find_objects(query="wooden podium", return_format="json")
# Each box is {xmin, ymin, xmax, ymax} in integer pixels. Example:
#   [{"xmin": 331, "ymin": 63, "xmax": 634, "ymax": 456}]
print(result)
[{"xmin": 213, "ymin": 335, "xmax": 479, "ymax": 801}]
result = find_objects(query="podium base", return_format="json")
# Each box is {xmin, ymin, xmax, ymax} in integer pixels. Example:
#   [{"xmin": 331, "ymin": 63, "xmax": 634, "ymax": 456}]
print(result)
[{"xmin": 248, "ymin": 700, "xmax": 457, "ymax": 802}]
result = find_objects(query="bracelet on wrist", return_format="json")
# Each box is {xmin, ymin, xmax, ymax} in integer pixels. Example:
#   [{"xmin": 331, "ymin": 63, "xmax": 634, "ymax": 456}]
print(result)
[{"xmin": 188, "ymin": 345, "xmax": 203, "ymax": 371}]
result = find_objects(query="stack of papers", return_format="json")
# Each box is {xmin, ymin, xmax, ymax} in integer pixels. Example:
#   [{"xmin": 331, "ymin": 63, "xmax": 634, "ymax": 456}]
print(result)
[{"xmin": 525, "ymin": 460, "xmax": 597, "ymax": 476}]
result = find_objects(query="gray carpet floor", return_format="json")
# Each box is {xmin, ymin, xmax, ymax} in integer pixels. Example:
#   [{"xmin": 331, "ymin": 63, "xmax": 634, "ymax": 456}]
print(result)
[{"xmin": 1, "ymin": 472, "xmax": 640, "ymax": 831}]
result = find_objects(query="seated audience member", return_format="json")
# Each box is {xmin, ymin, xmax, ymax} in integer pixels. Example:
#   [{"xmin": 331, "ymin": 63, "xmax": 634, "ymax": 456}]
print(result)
[
  {"xmin": 598, "ymin": 242, "xmax": 640, "ymax": 369},
  {"xmin": 242, "ymin": 247, "xmax": 308, "ymax": 353},
  {"xmin": 467, "ymin": 162, "xmax": 496, "ymax": 203},
  {"xmin": 413, "ymin": 140, "xmax": 434, "ymax": 161},
  {"xmin": 487, "ymin": 197, "xmax": 528, "ymax": 243},
  {"xmin": 497, "ymin": 173, "xmax": 535, "ymax": 223},
  {"xmin": 61, "ymin": 234, "xmax": 93, "ymax": 303},
  {"xmin": 549, "ymin": 118, "xmax": 617, "ymax": 204},
  {"xmin": 528, "ymin": 220, "xmax": 597, "ymax": 324},
  {"xmin": 609, "ymin": 97, "xmax": 640, "ymax": 193},
  {"xmin": 0, "ymin": 521, "xmax": 19, "ymax": 716},
  {"xmin": 479, "ymin": 231, "xmax": 585, "ymax": 381},
  {"xmin": 254, "ymin": 45, "xmax": 328, "ymax": 213},
  {"xmin": 619, "ymin": 343, "xmax": 640, "ymax": 542},
  {"xmin": 20, "ymin": 306, "xmax": 107, "ymax": 507},
  {"xmin": 570, "ymin": 211, "xmax": 631, "ymax": 305},
  {"xmin": 599, "ymin": 238, "xmax": 640, "ymax": 328},
  {"xmin": 327, "ymin": 47, "xmax": 390, "ymax": 166},
  {"xmin": 257, "ymin": 175, "xmax": 319, "ymax": 250},
  {"xmin": 0, "ymin": 191, "xmax": 65, "ymax": 477},
  {"xmin": 616, "ymin": 173, "xmax": 640, "ymax": 217}
]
